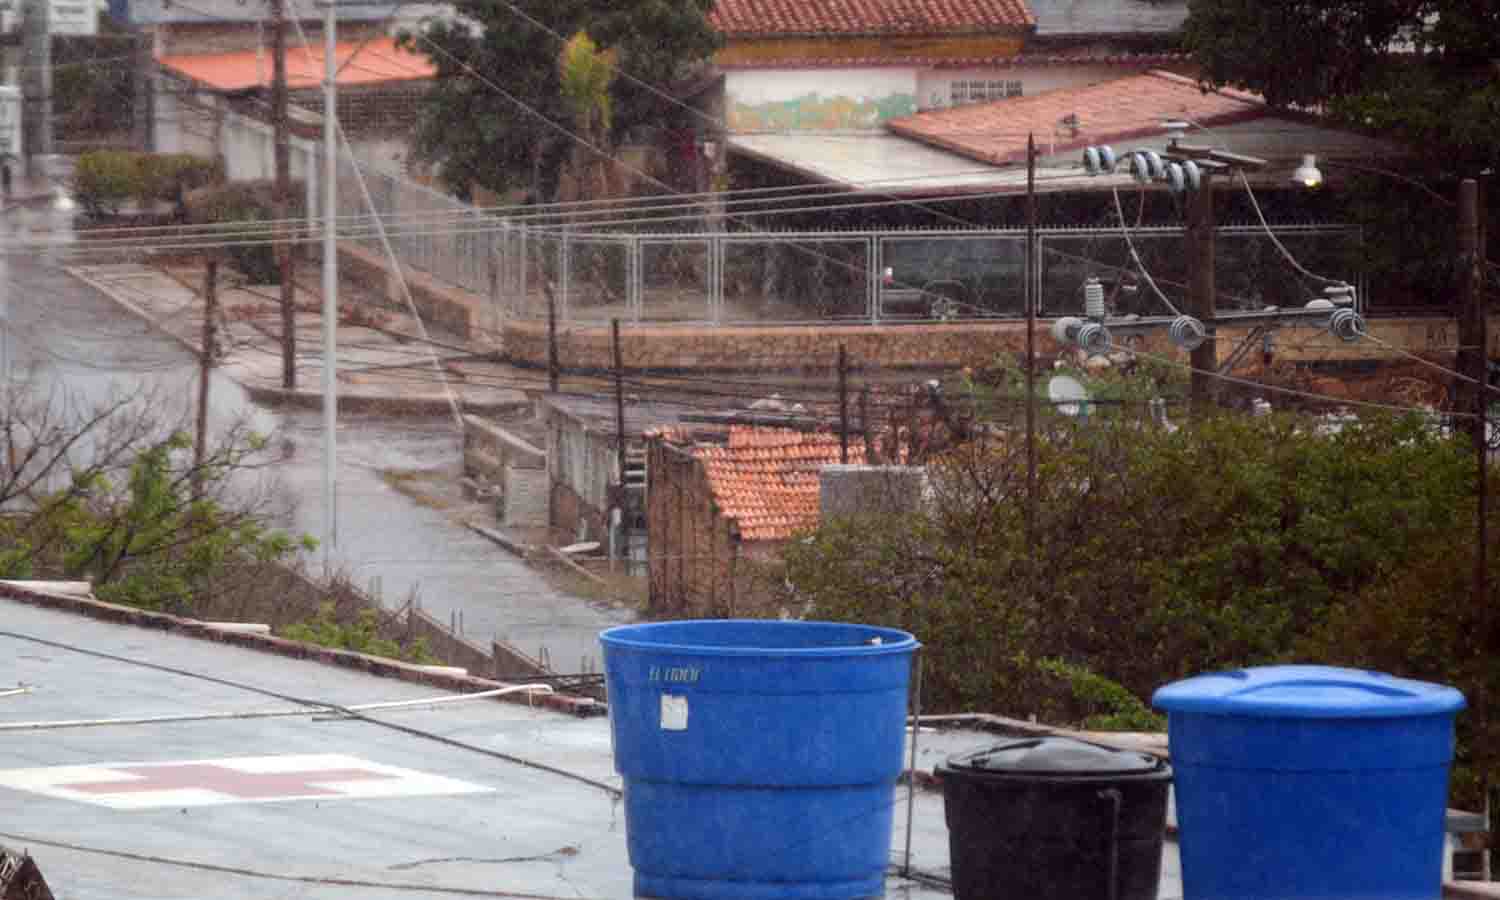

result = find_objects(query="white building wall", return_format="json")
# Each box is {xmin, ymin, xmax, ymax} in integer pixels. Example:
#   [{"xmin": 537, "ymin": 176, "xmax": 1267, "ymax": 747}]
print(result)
[
  {"xmin": 724, "ymin": 68, "xmax": 918, "ymax": 132},
  {"xmin": 916, "ymin": 62, "xmax": 1155, "ymax": 112}
]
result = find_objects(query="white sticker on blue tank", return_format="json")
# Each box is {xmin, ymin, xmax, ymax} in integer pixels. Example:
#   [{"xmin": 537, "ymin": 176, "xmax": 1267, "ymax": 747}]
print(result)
[{"xmin": 660, "ymin": 695, "xmax": 689, "ymax": 731}]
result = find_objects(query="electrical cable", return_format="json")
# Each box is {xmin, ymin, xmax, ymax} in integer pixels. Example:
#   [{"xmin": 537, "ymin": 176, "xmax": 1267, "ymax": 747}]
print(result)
[
  {"xmin": 1112, "ymin": 185, "xmax": 1182, "ymax": 316},
  {"xmin": 0, "ymin": 629, "xmax": 622, "ymax": 798},
  {"xmin": 1238, "ymin": 170, "xmax": 1344, "ymax": 287}
]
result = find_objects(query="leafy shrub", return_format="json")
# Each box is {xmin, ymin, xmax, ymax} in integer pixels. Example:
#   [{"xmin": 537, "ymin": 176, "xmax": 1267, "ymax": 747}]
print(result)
[
  {"xmin": 282, "ymin": 603, "xmax": 435, "ymax": 664},
  {"xmin": 185, "ymin": 180, "xmax": 304, "ymax": 284},
  {"xmin": 72, "ymin": 151, "xmax": 225, "ymax": 219},
  {"xmin": 72, "ymin": 150, "xmax": 142, "ymax": 217},
  {"xmin": 784, "ymin": 410, "xmax": 1493, "ymax": 801}
]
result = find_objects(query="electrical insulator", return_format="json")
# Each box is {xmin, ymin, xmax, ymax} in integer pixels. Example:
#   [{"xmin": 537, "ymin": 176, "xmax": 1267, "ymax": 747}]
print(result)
[
  {"xmin": 1164, "ymin": 162, "xmax": 1186, "ymax": 195},
  {"xmin": 1051, "ymin": 317, "xmax": 1113, "ymax": 356},
  {"xmin": 1181, "ymin": 160, "xmax": 1202, "ymax": 192},
  {"xmin": 1329, "ymin": 307, "xmax": 1366, "ymax": 343},
  {"xmin": 1083, "ymin": 145, "xmax": 1117, "ymax": 175},
  {"xmin": 1084, "ymin": 277, "xmax": 1106, "ymax": 320},
  {"xmin": 1323, "ymin": 283, "xmax": 1356, "ymax": 306},
  {"xmin": 1168, "ymin": 315, "xmax": 1207, "ymax": 351}
]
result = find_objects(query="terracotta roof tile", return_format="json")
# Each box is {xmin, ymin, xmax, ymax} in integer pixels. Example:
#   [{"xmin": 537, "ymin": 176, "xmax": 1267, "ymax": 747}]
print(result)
[
  {"xmin": 688, "ymin": 427, "xmax": 862, "ymax": 542},
  {"xmin": 719, "ymin": 51, "xmax": 1187, "ymax": 70},
  {"xmin": 710, "ymin": 0, "xmax": 1033, "ymax": 38},
  {"xmin": 887, "ymin": 70, "xmax": 1266, "ymax": 166},
  {"xmin": 159, "ymin": 37, "xmax": 434, "ymax": 91}
]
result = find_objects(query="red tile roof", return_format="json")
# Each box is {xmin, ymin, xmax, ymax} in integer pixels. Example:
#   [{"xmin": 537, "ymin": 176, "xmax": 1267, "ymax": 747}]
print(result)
[
  {"xmin": 691, "ymin": 426, "xmax": 863, "ymax": 542},
  {"xmin": 709, "ymin": 0, "xmax": 1034, "ymax": 38},
  {"xmin": 887, "ymin": 69, "xmax": 1267, "ymax": 166},
  {"xmin": 720, "ymin": 51, "xmax": 1187, "ymax": 70},
  {"xmin": 159, "ymin": 37, "xmax": 434, "ymax": 91}
]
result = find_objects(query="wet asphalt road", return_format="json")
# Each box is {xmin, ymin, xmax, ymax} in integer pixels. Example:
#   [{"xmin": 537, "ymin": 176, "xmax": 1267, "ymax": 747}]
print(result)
[{"xmin": 3, "ymin": 204, "xmax": 628, "ymax": 672}]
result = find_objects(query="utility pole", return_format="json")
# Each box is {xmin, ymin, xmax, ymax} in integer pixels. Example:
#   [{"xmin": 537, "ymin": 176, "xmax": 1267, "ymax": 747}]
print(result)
[
  {"xmin": 194, "ymin": 259, "xmax": 219, "ymax": 499},
  {"xmin": 1457, "ymin": 178, "xmax": 1485, "ymax": 447},
  {"xmin": 1187, "ymin": 173, "xmax": 1217, "ymax": 413},
  {"xmin": 321, "ymin": 0, "xmax": 338, "ymax": 555},
  {"xmin": 612, "ymin": 319, "xmax": 627, "ymax": 566},
  {"xmin": 1455, "ymin": 178, "xmax": 1488, "ymax": 638},
  {"xmin": 838, "ymin": 343, "xmax": 849, "ymax": 464},
  {"xmin": 20, "ymin": 0, "xmax": 52, "ymax": 172},
  {"xmin": 271, "ymin": 0, "xmax": 296, "ymax": 390},
  {"xmin": 547, "ymin": 288, "xmax": 559, "ymax": 392},
  {"xmin": 1024, "ymin": 133, "xmax": 1038, "ymax": 557},
  {"xmin": 132, "ymin": 28, "xmax": 153, "ymax": 151}
]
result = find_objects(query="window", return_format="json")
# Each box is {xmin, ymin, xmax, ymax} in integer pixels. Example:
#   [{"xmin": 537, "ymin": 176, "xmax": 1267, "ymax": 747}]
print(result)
[{"xmin": 949, "ymin": 79, "xmax": 1024, "ymax": 105}]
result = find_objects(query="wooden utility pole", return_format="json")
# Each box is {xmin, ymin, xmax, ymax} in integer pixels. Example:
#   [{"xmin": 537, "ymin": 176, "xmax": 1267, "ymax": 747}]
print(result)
[
  {"xmin": 612, "ymin": 319, "xmax": 628, "ymax": 566},
  {"xmin": 1187, "ymin": 174, "xmax": 1217, "ymax": 413},
  {"xmin": 271, "ymin": 0, "xmax": 296, "ymax": 389},
  {"xmin": 194, "ymin": 260, "xmax": 219, "ymax": 498},
  {"xmin": 838, "ymin": 344, "xmax": 849, "ymax": 464},
  {"xmin": 1025, "ymin": 133, "xmax": 1038, "ymax": 557},
  {"xmin": 1455, "ymin": 178, "xmax": 1488, "ymax": 636}
]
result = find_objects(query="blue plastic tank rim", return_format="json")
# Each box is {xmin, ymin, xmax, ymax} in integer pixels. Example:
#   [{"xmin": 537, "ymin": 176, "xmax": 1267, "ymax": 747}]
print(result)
[
  {"xmin": 599, "ymin": 620, "xmax": 919, "ymax": 657},
  {"xmin": 1153, "ymin": 664, "xmax": 1466, "ymax": 718}
]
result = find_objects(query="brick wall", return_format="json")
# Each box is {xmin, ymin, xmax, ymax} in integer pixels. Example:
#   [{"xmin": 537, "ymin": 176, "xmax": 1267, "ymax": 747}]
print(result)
[
  {"xmin": 158, "ymin": 20, "xmax": 387, "ymax": 57},
  {"xmin": 646, "ymin": 439, "xmax": 779, "ymax": 617},
  {"xmin": 503, "ymin": 316, "xmax": 1500, "ymax": 374},
  {"xmin": 551, "ymin": 481, "xmax": 607, "ymax": 545}
]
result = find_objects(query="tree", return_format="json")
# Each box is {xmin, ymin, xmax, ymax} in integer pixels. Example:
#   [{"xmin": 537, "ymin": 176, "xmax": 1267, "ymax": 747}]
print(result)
[
  {"xmin": 1, "ymin": 378, "xmax": 310, "ymax": 613},
  {"xmin": 1185, "ymin": 0, "xmax": 1500, "ymax": 175},
  {"xmin": 399, "ymin": 0, "xmax": 720, "ymax": 201}
]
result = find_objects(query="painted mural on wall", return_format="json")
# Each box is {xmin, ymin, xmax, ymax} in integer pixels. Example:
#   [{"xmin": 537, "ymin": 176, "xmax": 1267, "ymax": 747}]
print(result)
[{"xmin": 729, "ymin": 93, "xmax": 918, "ymax": 132}]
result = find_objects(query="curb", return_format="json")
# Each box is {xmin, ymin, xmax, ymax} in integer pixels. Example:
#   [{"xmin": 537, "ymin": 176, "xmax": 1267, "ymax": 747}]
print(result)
[
  {"xmin": 0, "ymin": 581, "xmax": 606, "ymax": 719},
  {"xmin": 465, "ymin": 522, "xmax": 536, "ymax": 558},
  {"xmin": 66, "ymin": 265, "xmax": 533, "ymax": 419}
]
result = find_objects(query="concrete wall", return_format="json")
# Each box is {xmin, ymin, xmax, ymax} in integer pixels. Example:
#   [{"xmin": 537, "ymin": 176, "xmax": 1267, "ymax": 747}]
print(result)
[
  {"xmin": 725, "ymin": 68, "xmax": 918, "ymax": 132},
  {"xmin": 461, "ymin": 415, "xmax": 548, "ymax": 527},
  {"xmin": 504, "ymin": 465, "xmax": 549, "ymax": 529},
  {"xmin": 916, "ymin": 62, "xmax": 1149, "ymax": 110},
  {"xmin": 820, "ymin": 465, "xmax": 928, "ymax": 520},
  {"xmin": 503, "ymin": 315, "xmax": 1500, "ymax": 374}
]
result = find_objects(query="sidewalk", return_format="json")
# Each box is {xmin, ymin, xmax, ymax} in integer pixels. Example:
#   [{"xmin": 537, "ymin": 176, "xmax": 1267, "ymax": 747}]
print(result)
[{"xmin": 68, "ymin": 260, "xmax": 534, "ymax": 417}]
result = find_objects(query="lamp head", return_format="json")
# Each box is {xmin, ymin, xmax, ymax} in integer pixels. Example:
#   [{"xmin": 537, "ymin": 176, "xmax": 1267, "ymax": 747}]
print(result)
[{"xmin": 1292, "ymin": 154, "xmax": 1323, "ymax": 188}]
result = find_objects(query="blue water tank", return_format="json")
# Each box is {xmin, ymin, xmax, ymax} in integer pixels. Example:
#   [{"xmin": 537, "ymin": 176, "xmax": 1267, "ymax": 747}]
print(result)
[
  {"xmin": 1154, "ymin": 665, "xmax": 1466, "ymax": 900},
  {"xmin": 601, "ymin": 620, "xmax": 919, "ymax": 900}
]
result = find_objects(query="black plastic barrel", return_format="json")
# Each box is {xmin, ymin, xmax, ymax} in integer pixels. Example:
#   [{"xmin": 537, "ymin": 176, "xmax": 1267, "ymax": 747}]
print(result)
[{"xmin": 939, "ymin": 736, "xmax": 1173, "ymax": 900}]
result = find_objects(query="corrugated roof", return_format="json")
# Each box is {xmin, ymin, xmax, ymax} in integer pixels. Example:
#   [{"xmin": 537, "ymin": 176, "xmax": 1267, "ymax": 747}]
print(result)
[
  {"xmin": 709, "ymin": 0, "xmax": 1034, "ymax": 38},
  {"xmin": 158, "ymin": 37, "xmax": 435, "ymax": 91},
  {"xmin": 690, "ymin": 426, "xmax": 862, "ymax": 542},
  {"xmin": 887, "ymin": 69, "xmax": 1267, "ymax": 166}
]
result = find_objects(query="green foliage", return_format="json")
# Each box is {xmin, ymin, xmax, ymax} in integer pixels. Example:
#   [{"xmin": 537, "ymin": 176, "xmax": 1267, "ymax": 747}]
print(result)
[
  {"xmin": 784, "ymin": 411, "xmax": 1490, "ymax": 798},
  {"xmin": 72, "ymin": 151, "xmax": 226, "ymax": 220},
  {"xmin": 185, "ymin": 180, "xmax": 301, "ymax": 284},
  {"xmin": 399, "ymin": 0, "xmax": 720, "ymax": 199},
  {"xmin": 282, "ymin": 604, "xmax": 436, "ymax": 664},
  {"xmin": 72, "ymin": 150, "xmax": 142, "ymax": 218}
]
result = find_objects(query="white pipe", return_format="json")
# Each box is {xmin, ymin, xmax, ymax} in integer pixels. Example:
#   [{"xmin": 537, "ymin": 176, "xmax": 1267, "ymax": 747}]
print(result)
[
  {"xmin": 0, "ymin": 684, "xmax": 556, "ymax": 731},
  {"xmin": 201, "ymin": 622, "xmax": 272, "ymax": 634}
]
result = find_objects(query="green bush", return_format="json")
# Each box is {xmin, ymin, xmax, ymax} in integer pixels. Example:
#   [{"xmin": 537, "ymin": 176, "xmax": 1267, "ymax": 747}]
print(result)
[
  {"xmin": 72, "ymin": 151, "xmax": 225, "ymax": 218},
  {"xmin": 185, "ymin": 180, "xmax": 304, "ymax": 284},
  {"xmin": 72, "ymin": 150, "xmax": 143, "ymax": 217},
  {"xmin": 282, "ymin": 603, "xmax": 435, "ymax": 664},
  {"xmin": 784, "ymin": 410, "xmax": 1495, "ymax": 802}
]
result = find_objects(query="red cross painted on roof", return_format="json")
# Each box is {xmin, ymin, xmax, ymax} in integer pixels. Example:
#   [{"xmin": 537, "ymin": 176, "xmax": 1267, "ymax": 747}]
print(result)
[{"xmin": 68, "ymin": 763, "xmax": 397, "ymax": 798}]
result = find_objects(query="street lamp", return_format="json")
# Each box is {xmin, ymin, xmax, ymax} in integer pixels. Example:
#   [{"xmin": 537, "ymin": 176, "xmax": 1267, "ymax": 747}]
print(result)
[{"xmin": 1292, "ymin": 154, "xmax": 1324, "ymax": 189}]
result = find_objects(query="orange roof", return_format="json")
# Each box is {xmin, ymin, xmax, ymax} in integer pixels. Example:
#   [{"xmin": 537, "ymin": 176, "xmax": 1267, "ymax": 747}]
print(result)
[
  {"xmin": 691, "ymin": 426, "xmax": 863, "ymax": 542},
  {"xmin": 159, "ymin": 37, "xmax": 435, "ymax": 91},
  {"xmin": 887, "ymin": 70, "xmax": 1267, "ymax": 166},
  {"xmin": 709, "ymin": 0, "xmax": 1033, "ymax": 38}
]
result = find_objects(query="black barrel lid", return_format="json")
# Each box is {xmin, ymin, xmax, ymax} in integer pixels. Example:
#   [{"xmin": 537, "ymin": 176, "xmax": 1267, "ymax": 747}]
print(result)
[{"xmin": 946, "ymin": 736, "xmax": 1164, "ymax": 775}]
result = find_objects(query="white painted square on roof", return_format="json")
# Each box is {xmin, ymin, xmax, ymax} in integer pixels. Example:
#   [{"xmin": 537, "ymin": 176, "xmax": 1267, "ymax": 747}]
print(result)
[{"xmin": 0, "ymin": 753, "xmax": 493, "ymax": 809}]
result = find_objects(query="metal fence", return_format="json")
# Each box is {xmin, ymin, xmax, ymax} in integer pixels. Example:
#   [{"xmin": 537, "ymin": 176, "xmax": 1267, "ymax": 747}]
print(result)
[
  {"xmin": 486, "ymin": 224, "xmax": 1365, "ymax": 326},
  {"xmin": 326, "ymin": 162, "xmax": 1363, "ymax": 326}
]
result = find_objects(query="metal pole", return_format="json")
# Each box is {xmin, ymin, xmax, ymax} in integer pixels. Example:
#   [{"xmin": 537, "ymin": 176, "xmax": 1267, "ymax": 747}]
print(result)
[
  {"xmin": 613, "ymin": 319, "xmax": 628, "ymax": 565},
  {"xmin": 1456, "ymin": 179, "xmax": 1487, "ymax": 661},
  {"xmin": 194, "ymin": 259, "xmax": 218, "ymax": 501},
  {"xmin": 321, "ymin": 0, "xmax": 338, "ymax": 553},
  {"xmin": 838, "ymin": 344, "xmax": 849, "ymax": 464},
  {"xmin": 272, "ymin": 0, "xmax": 296, "ymax": 390},
  {"xmin": 1025, "ymin": 134, "xmax": 1038, "ymax": 563},
  {"xmin": 1187, "ymin": 175, "xmax": 1217, "ymax": 413},
  {"xmin": 903, "ymin": 649, "xmax": 924, "ymax": 877}
]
